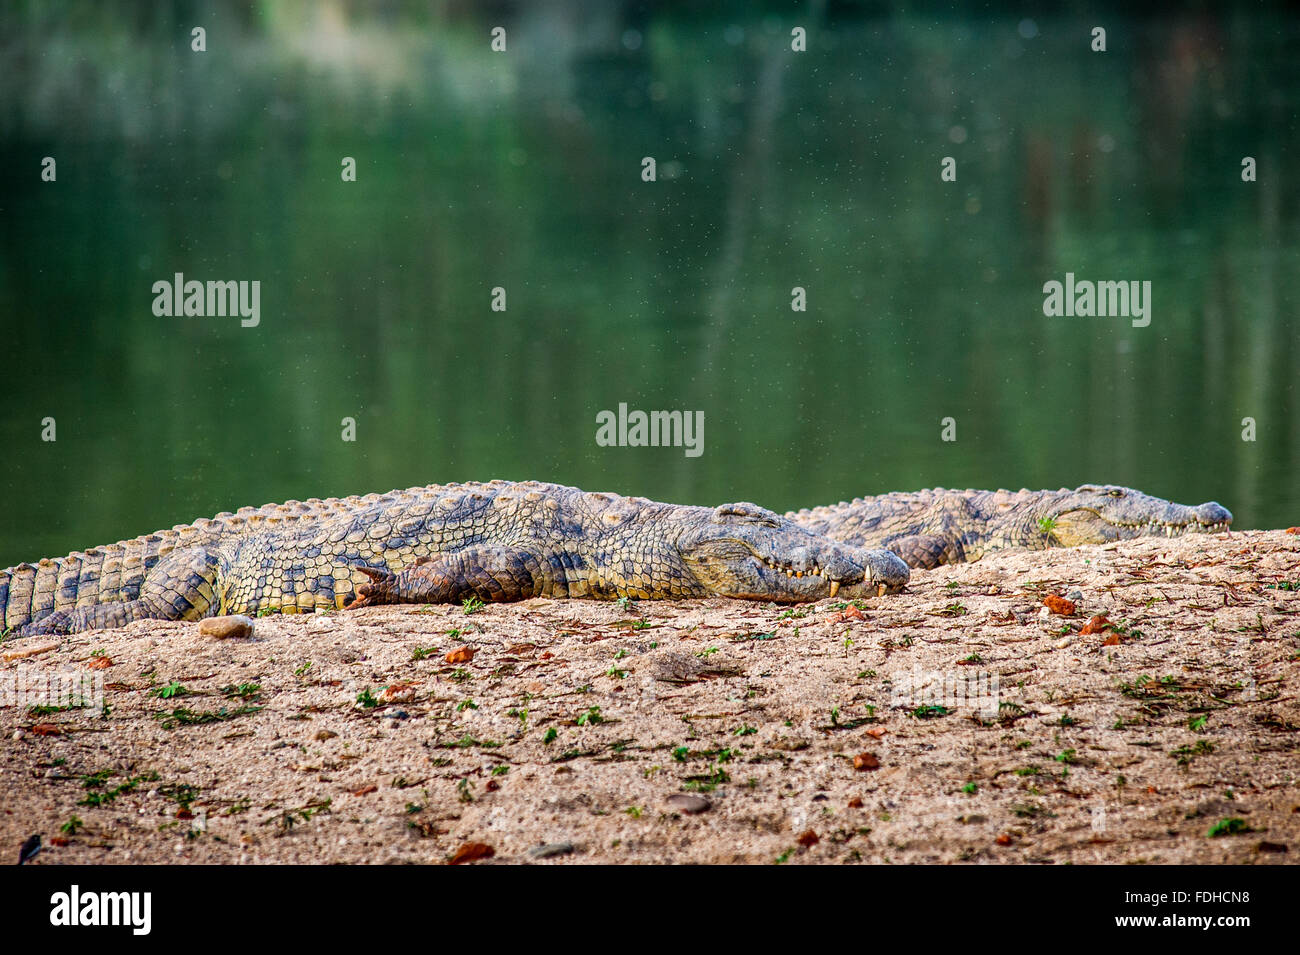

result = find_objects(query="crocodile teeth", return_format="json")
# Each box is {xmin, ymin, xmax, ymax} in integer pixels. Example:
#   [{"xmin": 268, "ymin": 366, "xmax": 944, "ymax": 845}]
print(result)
[{"xmin": 829, "ymin": 580, "xmax": 840, "ymax": 597}]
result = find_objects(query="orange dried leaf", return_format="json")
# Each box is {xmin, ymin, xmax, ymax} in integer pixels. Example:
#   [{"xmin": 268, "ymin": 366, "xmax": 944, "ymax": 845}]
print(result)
[
  {"xmin": 379, "ymin": 683, "xmax": 417, "ymax": 704},
  {"xmin": 1079, "ymin": 615, "xmax": 1110, "ymax": 636},
  {"xmin": 449, "ymin": 842, "xmax": 495, "ymax": 865},
  {"xmin": 87, "ymin": 656, "xmax": 114, "ymax": 670},
  {"xmin": 797, "ymin": 829, "xmax": 820, "ymax": 847},
  {"xmin": 853, "ymin": 752, "xmax": 881, "ymax": 772},
  {"xmin": 352, "ymin": 785, "xmax": 378, "ymax": 797},
  {"xmin": 1044, "ymin": 595, "xmax": 1076, "ymax": 616},
  {"xmin": 445, "ymin": 646, "xmax": 476, "ymax": 665}
]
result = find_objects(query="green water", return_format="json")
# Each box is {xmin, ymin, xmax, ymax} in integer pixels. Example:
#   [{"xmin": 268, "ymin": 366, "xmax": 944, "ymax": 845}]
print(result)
[{"xmin": 2, "ymin": 3, "xmax": 1297, "ymax": 567}]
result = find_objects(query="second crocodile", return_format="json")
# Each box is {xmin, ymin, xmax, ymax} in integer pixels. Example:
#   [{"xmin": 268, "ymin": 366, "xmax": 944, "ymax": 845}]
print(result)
[{"xmin": 790, "ymin": 484, "xmax": 1233, "ymax": 568}]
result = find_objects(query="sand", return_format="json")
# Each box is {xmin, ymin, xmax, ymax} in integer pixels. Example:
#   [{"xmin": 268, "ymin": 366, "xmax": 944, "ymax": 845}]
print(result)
[{"xmin": 3, "ymin": 529, "xmax": 1297, "ymax": 865}]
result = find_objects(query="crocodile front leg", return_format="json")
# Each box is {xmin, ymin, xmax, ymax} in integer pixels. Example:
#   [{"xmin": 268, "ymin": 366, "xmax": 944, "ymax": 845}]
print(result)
[
  {"xmin": 17, "ymin": 547, "xmax": 222, "ymax": 636},
  {"xmin": 884, "ymin": 533, "xmax": 966, "ymax": 569},
  {"xmin": 345, "ymin": 545, "xmax": 550, "ymax": 608}
]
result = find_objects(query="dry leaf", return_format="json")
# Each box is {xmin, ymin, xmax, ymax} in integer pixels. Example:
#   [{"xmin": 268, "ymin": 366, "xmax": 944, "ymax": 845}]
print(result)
[
  {"xmin": 1080, "ymin": 615, "xmax": 1110, "ymax": 635},
  {"xmin": 445, "ymin": 646, "xmax": 476, "ymax": 665},
  {"xmin": 853, "ymin": 752, "xmax": 881, "ymax": 771},
  {"xmin": 87, "ymin": 656, "xmax": 114, "ymax": 670},
  {"xmin": 2, "ymin": 642, "xmax": 59, "ymax": 662},
  {"xmin": 449, "ymin": 842, "xmax": 495, "ymax": 865},
  {"xmin": 797, "ymin": 829, "xmax": 820, "ymax": 847},
  {"xmin": 352, "ymin": 785, "xmax": 378, "ymax": 796},
  {"xmin": 380, "ymin": 683, "xmax": 417, "ymax": 704},
  {"xmin": 1043, "ymin": 595, "xmax": 1076, "ymax": 616}
]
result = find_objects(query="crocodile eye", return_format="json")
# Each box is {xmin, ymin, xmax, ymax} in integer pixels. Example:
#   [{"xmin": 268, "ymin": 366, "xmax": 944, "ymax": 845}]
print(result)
[
  {"xmin": 713, "ymin": 502, "xmax": 780, "ymax": 526},
  {"xmin": 1107, "ymin": 489, "xmax": 1125, "ymax": 498}
]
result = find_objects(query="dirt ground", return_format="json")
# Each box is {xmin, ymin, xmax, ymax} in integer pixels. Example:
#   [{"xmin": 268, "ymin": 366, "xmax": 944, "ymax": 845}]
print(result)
[{"xmin": 2, "ymin": 530, "xmax": 1297, "ymax": 865}]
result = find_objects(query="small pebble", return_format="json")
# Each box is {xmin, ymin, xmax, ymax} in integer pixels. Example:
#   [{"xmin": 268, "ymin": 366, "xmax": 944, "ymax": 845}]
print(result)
[
  {"xmin": 528, "ymin": 842, "xmax": 575, "ymax": 859},
  {"xmin": 199, "ymin": 615, "xmax": 255, "ymax": 639},
  {"xmin": 666, "ymin": 794, "xmax": 711, "ymax": 814}
]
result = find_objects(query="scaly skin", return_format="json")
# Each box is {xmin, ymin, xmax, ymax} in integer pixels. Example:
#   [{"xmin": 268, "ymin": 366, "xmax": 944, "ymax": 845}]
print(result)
[
  {"xmin": 1, "ymin": 481, "xmax": 909, "ymax": 636},
  {"xmin": 791, "ymin": 485, "xmax": 1233, "ymax": 569}
]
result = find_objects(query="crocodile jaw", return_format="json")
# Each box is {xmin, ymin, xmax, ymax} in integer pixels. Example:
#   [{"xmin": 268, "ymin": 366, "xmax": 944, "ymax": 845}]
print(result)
[{"xmin": 1050, "ymin": 507, "xmax": 1233, "ymax": 546}]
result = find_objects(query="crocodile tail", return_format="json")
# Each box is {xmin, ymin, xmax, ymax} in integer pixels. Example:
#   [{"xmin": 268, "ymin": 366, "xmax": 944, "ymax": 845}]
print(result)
[{"xmin": 0, "ymin": 561, "xmax": 51, "ymax": 634}]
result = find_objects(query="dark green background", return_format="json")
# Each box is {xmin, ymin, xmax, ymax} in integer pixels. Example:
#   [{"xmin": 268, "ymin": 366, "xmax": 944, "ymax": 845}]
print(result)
[{"xmin": 2, "ymin": 1, "xmax": 1296, "ymax": 566}]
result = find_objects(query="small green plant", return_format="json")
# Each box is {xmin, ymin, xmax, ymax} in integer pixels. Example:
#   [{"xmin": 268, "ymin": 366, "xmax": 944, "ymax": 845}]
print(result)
[
  {"xmin": 1037, "ymin": 516, "xmax": 1057, "ymax": 533},
  {"xmin": 911, "ymin": 704, "xmax": 949, "ymax": 719},
  {"xmin": 1207, "ymin": 818, "xmax": 1250, "ymax": 838},
  {"xmin": 294, "ymin": 661, "xmax": 313, "ymax": 677},
  {"xmin": 456, "ymin": 699, "xmax": 478, "ymax": 712},
  {"xmin": 606, "ymin": 666, "xmax": 627, "ymax": 679},
  {"xmin": 222, "ymin": 682, "xmax": 262, "ymax": 701},
  {"xmin": 1170, "ymin": 739, "xmax": 1214, "ymax": 766},
  {"xmin": 962, "ymin": 782, "xmax": 978, "ymax": 794},
  {"xmin": 542, "ymin": 728, "xmax": 558, "ymax": 744},
  {"xmin": 153, "ymin": 706, "xmax": 260, "ymax": 729},
  {"xmin": 356, "ymin": 688, "xmax": 380, "ymax": 709},
  {"xmin": 411, "ymin": 646, "xmax": 437, "ymax": 661},
  {"xmin": 150, "ymin": 681, "xmax": 189, "ymax": 699},
  {"xmin": 1189, "ymin": 714, "xmax": 1209, "ymax": 732},
  {"xmin": 733, "ymin": 724, "xmax": 757, "ymax": 737},
  {"xmin": 61, "ymin": 815, "xmax": 84, "ymax": 836},
  {"xmin": 462, "ymin": 596, "xmax": 485, "ymax": 615},
  {"xmin": 576, "ymin": 706, "xmax": 603, "ymax": 726}
]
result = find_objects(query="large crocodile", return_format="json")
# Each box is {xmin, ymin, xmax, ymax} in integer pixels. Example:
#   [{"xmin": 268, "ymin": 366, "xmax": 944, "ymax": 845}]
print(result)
[
  {"xmin": 791, "ymin": 485, "xmax": 1233, "ymax": 569},
  {"xmin": 0, "ymin": 481, "xmax": 909, "ymax": 637}
]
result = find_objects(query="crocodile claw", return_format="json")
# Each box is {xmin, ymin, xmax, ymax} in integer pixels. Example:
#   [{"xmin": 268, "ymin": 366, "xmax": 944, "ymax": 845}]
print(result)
[{"xmin": 344, "ymin": 565, "xmax": 396, "ymax": 610}]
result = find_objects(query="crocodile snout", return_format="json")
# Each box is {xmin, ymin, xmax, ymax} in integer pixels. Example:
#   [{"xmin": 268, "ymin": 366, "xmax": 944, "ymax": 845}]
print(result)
[{"xmin": 1196, "ymin": 502, "xmax": 1232, "ymax": 527}]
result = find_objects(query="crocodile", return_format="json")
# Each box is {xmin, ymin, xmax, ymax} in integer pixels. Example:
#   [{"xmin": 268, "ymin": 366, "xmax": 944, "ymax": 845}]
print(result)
[
  {"xmin": 1, "ymin": 480, "xmax": 909, "ymax": 637},
  {"xmin": 790, "ymin": 485, "xmax": 1233, "ymax": 569}
]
